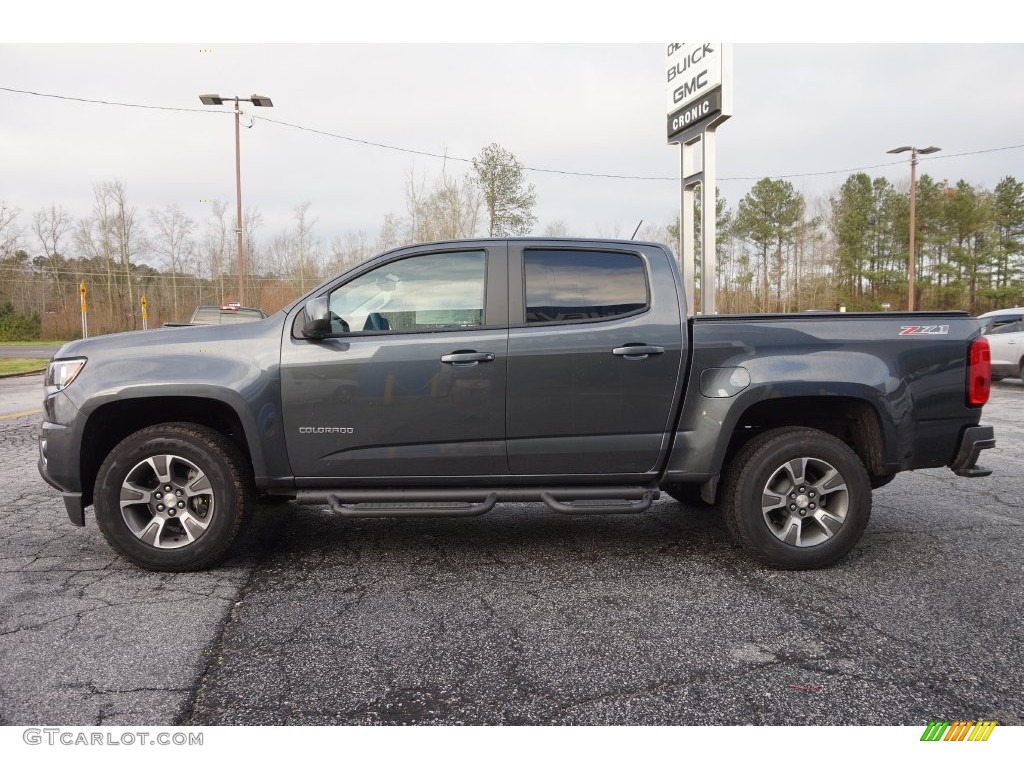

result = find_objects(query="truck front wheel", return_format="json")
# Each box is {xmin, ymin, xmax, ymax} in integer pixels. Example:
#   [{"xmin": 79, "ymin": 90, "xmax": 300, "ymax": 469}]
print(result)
[
  {"xmin": 93, "ymin": 423, "xmax": 253, "ymax": 571},
  {"xmin": 721, "ymin": 427, "xmax": 871, "ymax": 569}
]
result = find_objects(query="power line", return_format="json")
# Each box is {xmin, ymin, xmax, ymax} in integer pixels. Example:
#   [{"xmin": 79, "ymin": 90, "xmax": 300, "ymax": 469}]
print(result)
[
  {"xmin": 4, "ymin": 84, "xmax": 1024, "ymax": 182},
  {"xmin": 251, "ymin": 115, "xmax": 978, "ymax": 182},
  {"xmin": 252, "ymin": 115, "xmax": 678, "ymax": 180},
  {"xmin": 723, "ymin": 144, "xmax": 1024, "ymax": 182},
  {"xmin": 0, "ymin": 86, "xmax": 223, "ymax": 114}
]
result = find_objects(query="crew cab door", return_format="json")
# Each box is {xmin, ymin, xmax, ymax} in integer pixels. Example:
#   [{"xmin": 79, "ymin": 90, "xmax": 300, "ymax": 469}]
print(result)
[
  {"xmin": 280, "ymin": 243, "xmax": 509, "ymax": 481},
  {"xmin": 505, "ymin": 243, "xmax": 685, "ymax": 478}
]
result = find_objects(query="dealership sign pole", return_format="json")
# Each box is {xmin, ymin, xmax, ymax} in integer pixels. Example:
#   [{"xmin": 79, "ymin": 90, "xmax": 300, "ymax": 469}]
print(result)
[{"xmin": 666, "ymin": 43, "xmax": 732, "ymax": 316}]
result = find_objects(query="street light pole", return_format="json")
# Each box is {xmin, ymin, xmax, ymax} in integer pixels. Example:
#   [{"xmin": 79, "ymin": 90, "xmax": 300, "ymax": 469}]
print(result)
[
  {"xmin": 199, "ymin": 93, "xmax": 274, "ymax": 306},
  {"xmin": 887, "ymin": 145, "xmax": 941, "ymax": 311},
  {"xmin": 233, "ymin": 97, "xmax": 243, "ymax": 306}
]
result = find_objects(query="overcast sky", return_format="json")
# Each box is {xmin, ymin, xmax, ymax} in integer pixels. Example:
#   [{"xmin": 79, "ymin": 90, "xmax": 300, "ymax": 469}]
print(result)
[{"xmin": 3, "ymin": 25, "xmax": 1023, "ymax": 256}]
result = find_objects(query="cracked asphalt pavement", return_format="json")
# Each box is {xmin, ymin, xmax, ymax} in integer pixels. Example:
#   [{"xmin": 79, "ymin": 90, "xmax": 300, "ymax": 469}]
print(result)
[{"xmin": 1, "ymin": 378, "xmax": 1022, "ymax": 725}]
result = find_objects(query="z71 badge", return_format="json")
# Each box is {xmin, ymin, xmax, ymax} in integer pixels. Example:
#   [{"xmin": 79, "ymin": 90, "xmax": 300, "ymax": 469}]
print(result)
[{"xmin": 899, "ymin": 325, "xmax": 950, "ymax": 336}]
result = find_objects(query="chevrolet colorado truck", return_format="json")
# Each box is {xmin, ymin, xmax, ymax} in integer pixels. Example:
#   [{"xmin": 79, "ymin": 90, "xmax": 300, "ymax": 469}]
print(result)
[{"xmin": 38, "ymin": 238, "xmax": 995, "ymax": 571}]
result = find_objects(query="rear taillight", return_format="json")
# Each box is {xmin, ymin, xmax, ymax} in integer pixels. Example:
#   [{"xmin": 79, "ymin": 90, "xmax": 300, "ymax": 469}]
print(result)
[{"xmin": 967, "ymin": 337, "xmax": 990, "ymax": 407}]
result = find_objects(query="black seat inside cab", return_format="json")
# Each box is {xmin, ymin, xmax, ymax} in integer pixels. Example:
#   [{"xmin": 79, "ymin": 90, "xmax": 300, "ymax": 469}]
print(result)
[{"xmin": 364, "ymin": 313, "xmax": 391, "ymax": 331}]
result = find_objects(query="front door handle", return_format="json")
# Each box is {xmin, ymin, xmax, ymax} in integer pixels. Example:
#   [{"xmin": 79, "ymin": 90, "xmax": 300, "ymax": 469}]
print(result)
[
  {"xmin": 612, "ymin": 345, "xmax": 665, "ymax": 360},
  {"xmin": 441, "ymin": 351, "xmax": 495, "ymax": 366}
]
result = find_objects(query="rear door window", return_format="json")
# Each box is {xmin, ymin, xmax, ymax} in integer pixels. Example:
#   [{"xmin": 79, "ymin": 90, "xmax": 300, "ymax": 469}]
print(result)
[{"xmin": 523, "ymin": 249, "xmax": 648, "ymax": 324}]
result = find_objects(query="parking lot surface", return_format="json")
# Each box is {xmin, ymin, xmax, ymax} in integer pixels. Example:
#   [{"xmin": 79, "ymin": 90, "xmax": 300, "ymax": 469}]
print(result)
[{"xmin": 1, "ymin": 379, "xmax": 1022, "ymax": 725}]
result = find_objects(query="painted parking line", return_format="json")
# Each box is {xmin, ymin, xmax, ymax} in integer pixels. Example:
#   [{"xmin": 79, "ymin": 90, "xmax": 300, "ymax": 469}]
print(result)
[{"xmin": 0, "ymin": 408, "xmax": 41, "ymax": 420}]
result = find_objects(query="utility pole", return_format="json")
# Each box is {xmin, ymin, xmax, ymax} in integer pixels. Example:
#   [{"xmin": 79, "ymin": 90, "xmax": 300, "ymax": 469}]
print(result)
[{"xmin": 199, "ymin": 93, "xmax": 274, "ymax": 305}]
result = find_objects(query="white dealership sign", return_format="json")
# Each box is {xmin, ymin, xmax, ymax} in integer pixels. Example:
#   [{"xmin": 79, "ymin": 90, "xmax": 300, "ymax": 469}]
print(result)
[
  {"xmin": 666, "ymin": 43, "xmax": 733, "ymax": 317},
  {"xmin": 666, "ymin": 43, "xmax": 732, "ymax": 142}
]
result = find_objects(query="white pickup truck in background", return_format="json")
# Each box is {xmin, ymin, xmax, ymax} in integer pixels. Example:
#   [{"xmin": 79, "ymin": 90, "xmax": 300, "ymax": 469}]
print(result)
[{"xmin": 163, "ymin": 303, "xmax": 268, "ymax": 327}]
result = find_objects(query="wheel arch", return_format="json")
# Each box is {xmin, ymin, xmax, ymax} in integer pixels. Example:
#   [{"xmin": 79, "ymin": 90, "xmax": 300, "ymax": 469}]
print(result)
[
  {"xmin": 664, "ymin": 387, "xmax": 894, "ymax": 487},
  {"xmin": 79, "ymin": 396, "xmax": 257, "ymax": 508},
  {"xmin": 724, "ymin": 394, "xmax": 890, "ymax": 479}
]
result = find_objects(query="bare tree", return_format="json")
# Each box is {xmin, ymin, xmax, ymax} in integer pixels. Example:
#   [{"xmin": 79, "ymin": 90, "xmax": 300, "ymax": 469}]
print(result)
[
  {"xmin": 0, "ymin": 201, "xmax": 28, "ymax": 315},
  {"xmin": 542, "ymin": 220, "xmax": 570, "ymax": 238},
  {"xmin": 106, "ymin": 180, "xmax": 145, "ymax": 329},
  {"xmin": 0, "ymin": 201, "xmax": 21, "ymax": 260},
  {"xmin": 32, "ymin": 204, "xmax": 73, "ymax": 334},
  {"xmin": 75, "ymin": 184, "xmax": 117, "ymax": 327},
  {"xmin": 378, "ymin": 213, "xmax": 405, "ymax": 251},
  {"xmin": 404, "ymin": 170, "xmax": 432, "ymax": 243},
  {"xmin": 265, "ymin": 231, "xmax": 295, "ymax": 279},
  {"xmin": 203, "ymin": 201, "xmax": 230, "ymax": 305},
  {"xmin": 292, "ymin": 202, "xmax": 323, "ymax": 293},
  {"xmin": 328, "ymin": 230, "xmax": 373, "ymax": 275},
  {"xmin": 149, "ymin": 204, "xmax": 195, "ymax": 320},
  {"xmin": 429, "ymin": 165, "xmax": 482, "ymax": 239},
  {"xmin": 242, "ymin": 207, "xmax": 263, "ymax": 306},
  {"xmin": 405, "ymin": 164, "xmax": 482, "ymax": 243}
]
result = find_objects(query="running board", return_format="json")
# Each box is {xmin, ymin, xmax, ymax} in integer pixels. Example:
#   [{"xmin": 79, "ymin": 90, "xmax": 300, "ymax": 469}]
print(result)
[
  {"xmin": 327, "ymin": 493, "xmax": 497, "ymax": 518},
  {"xmin": 297, "ymin": 486, "xmax": 659, "ymax": 518},
  {"xmin": 541, "ymin": 491, "xmax": 653, "ymax": 515}
]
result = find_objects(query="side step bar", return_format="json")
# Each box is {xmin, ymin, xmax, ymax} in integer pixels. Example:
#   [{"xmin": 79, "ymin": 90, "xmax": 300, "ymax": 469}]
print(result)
[
  {"xmin": 295, "ymin": 486, "xmax": 659, "ymax": 518},
  {"xmin": 328, "ymin": 493, "xmax": 498, "ymax": 518},
  {"xmin": 541, "ymin": 492, "xmax": 653, "ymax": 515}
]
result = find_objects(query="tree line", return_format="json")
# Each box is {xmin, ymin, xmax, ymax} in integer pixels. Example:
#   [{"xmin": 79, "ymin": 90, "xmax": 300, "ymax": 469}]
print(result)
[
  {"xmin": 706, "ymin": 172, "xmax": 1024, "ymax": 315},
  {"xmin": 2, "ymin": 144, "xmax": 1023, "ymax": 340},
  {"xmin": 0, "ymin": 144, "xmax": 537, "ymax": 339}
]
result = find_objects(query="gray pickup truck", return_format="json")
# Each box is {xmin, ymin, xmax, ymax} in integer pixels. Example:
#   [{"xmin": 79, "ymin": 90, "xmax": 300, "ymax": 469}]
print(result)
[{"xmin": 38, "ymin": 238, "xmax": 995, "ymax": 572}]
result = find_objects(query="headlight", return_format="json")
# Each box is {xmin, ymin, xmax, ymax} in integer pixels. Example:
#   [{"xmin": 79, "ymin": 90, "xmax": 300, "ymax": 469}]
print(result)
[{"xmin": 46, "ymin": 358, "xmax": 87, "ymax": 391}]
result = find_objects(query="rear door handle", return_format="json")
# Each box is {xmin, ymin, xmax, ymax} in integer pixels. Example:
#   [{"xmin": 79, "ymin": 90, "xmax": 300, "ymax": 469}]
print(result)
[
  {"xmin": 612, "ymin": 345, "xmax": 665, "ymax": 360},
  {"xmin": 441, "ymin": 352, "xmax": 495, "ymax": 366}
]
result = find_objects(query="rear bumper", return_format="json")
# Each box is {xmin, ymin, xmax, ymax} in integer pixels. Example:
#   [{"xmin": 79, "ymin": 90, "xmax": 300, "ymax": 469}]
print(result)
[{"xmin": 949, "ymin": 424, "xmax": 995, "ymax": 478}]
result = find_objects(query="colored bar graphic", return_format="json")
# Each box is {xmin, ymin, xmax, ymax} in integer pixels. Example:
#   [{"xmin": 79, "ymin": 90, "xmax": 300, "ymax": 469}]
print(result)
[
  {"xmin": 921, "ymin": 719, "xmax": 997, "ymax": 742},
  {"xmin": 921, "ymin": 721, "xmax": 950, "ymax": 741},
  {"xmin": 944, "ymin": 721, "xmax": 972, "ymax": 741},
  {"xmin": 968, "ymin": 721, "xmax": 998, "ymax": 741}
]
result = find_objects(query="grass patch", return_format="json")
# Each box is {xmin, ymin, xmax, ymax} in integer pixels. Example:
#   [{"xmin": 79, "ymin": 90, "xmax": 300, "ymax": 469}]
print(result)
[
  {"xmin": 0, "ymin": 340, "xmax": 68, "ymax": 346},
  {"xmin": 0, "ymin": 358, "xmax": 47, "ymax": 376}
]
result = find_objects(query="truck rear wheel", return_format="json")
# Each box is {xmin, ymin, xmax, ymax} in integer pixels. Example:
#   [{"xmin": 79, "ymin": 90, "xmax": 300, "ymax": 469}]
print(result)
[
  {"xmin": 93, "ymin": 423, "xmax": 253, "ymax": 572},
  {"xmin": 721, "ymin": 427, "xmax": 871, "ymax": 569}
]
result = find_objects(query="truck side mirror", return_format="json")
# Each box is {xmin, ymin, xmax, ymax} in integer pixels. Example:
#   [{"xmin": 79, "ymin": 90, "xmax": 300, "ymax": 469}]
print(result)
[{"xmin": 302, "ymin": 296, "xmax": 332, "ymax": 339}]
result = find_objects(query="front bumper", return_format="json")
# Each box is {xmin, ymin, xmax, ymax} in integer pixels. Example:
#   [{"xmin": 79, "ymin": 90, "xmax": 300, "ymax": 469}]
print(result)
[
  {"xmin": 38, "ymin": 390, "xmax": 86, "ymax": 525},
  {"xmin": 949, "ymin": 424, "xmax": 995, "ymax": 478}
]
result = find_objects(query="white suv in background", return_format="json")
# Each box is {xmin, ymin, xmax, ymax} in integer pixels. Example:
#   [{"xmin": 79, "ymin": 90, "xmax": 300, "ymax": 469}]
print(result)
[{"xmin": 979, "ymin": 306, "xmax": 1024, "ymax": 381}]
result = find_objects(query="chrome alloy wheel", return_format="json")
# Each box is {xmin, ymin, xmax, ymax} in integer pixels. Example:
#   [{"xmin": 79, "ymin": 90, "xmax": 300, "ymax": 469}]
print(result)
[
  {"xmin": 760, "ymin": 457, "xmax": 849, "ymax": 547},
  {"xmin": 119, "ymin": 454, "xmax": 216, "ymax": 549}
]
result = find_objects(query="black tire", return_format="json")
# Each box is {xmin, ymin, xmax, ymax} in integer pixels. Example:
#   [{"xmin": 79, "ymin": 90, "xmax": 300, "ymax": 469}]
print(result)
[
  {"xmin": 721, "ymin": 427, "xmax": 871, "ymax": 569},
  {"xmin": 93, "ymin": 423, "xmax": 253, "ymax": 572}
]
